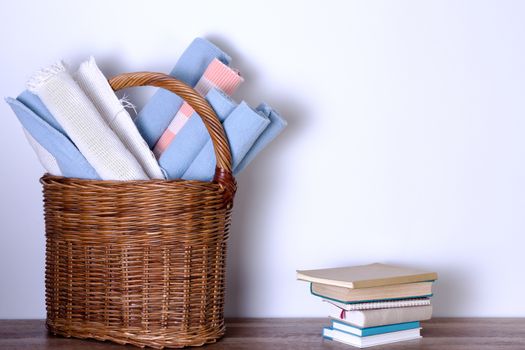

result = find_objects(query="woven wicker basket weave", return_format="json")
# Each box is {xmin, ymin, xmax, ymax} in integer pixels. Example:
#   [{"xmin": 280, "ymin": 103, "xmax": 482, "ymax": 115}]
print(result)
[{"xmin": 41, "ymin": 72, "xmax": 237, "ymax": 349}]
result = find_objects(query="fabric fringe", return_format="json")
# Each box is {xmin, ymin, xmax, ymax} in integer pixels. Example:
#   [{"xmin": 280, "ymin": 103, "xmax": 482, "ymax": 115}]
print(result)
[
  {"xmin": 119, "ymin": 94, "xmax": 137, "ymax": 115},
  {"xmin": 27, "ymin": 61, "xmax": 66, "ymax": 93}
]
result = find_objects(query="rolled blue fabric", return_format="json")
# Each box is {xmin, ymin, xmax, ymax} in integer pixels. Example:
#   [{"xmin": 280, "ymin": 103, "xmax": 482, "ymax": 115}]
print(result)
[
  {"xmin": 6, "ymin": 97, "xmax": 100, "ymax": 179},
  {"xmin": 17, "ymin": 90, "xmax": 66, "ymax": 136},
  {"xmin": 159, "ymin": 88, "xmax": 236, "ymax": 179},
  {"xmin": 182, "ymin": 102, "xmax": 270, "ymax": 181},
  {"xmin": 234, "ymin": 103, "xmax": 287, "ymax": 173},
  {"xmin": 135, "ymin": 38, "xmax": 231, "ymax": 147}
]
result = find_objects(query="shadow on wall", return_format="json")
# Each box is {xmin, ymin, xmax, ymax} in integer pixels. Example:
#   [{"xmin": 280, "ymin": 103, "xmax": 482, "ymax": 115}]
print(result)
[
  {"xmin": 429, "ymin": 263, "xmax": 473, "ymax": 317},
  {"xmin": 90, "ymin": 54, "xmax": 157, "ymax": 108},
  {"xmin": 205, "ymin": 34, "xmax": 310, "ymax": 316},
  {"xmin": 386, "ymin": 261, "xmax": 472, "ymax": 317},
  {"xmin": 66, "ymin": 51, "xmax": 158, "ymax": 108}
]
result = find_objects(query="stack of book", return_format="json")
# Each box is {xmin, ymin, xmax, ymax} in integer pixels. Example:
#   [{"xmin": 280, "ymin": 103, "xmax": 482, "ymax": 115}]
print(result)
[{"xmin": 297, "ymin": 263, "xmax": 438, "ymax": 348}]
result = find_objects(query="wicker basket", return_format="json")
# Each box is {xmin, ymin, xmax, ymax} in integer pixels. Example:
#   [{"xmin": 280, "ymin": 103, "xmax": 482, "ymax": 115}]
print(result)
[{"xmin": 41, "ymin": 72, "xmax": 237, "ymax": 348}]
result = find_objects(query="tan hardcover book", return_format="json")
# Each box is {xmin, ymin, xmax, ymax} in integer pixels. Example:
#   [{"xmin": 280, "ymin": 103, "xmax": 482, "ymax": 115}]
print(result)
[
  {"xmin": 311, "ymin": 281, "xmax": 433, "ymax": 303},
  {"xmin": 297, "ymin": 263, "xmax": 438, "ymax": 289}
]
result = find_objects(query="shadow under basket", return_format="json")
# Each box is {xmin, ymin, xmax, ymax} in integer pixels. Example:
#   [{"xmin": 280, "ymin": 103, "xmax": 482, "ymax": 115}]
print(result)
[{"xmin": 41, "ymin": 72, "xmax": 237, "ymax": 348}]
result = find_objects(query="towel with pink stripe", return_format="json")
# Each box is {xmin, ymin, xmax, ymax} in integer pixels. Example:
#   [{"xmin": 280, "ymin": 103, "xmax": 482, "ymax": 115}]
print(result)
[
  {"xmin": 136, "ymin": 37, "xmax": 286, "ymax": 180},
  {"xmin": 153, "ymin": 58, "xmax": 243, "ymax": 158}
]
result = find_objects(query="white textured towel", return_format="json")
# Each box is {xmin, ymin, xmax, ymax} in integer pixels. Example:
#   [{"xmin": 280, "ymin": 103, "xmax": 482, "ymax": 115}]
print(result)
[
  {"xmin": 27, "ymin": 62, "xmax": 148, "ymax": 181},
  {"xmin": 75, "ymin": 57, "xmax": 164, "ymax": 179},
  {"xmin": 23, "ymin": 128, "xmax": 62, "ymax": 176}
]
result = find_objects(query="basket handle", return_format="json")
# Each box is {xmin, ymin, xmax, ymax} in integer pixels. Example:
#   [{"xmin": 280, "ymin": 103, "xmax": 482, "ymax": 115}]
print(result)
[{"xmin": 108, "ymin": 72, "xmax": 235, "ymax": 189}]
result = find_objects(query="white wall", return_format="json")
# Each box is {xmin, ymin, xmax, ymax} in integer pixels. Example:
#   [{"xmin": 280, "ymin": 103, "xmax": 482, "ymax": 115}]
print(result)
[{"xmin": 1, "ymin": 0, "xmax": 525, "ymax": 319}]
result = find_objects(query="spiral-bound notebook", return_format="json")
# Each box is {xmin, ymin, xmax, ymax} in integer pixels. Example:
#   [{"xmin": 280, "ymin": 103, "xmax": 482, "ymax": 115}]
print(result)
[{"xmin": 323, "ymin": 297, "xmax": 432, "ymax": 311}]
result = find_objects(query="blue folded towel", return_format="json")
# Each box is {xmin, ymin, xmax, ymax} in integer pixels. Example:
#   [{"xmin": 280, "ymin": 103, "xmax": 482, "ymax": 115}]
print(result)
[
  {"xmin": 135, "ymin": 38, "xmax": 231, "ymax": 148},
  {"xmin": 6, "ymin": 95, "xmax": 100, "ymax": 179},
  {"xmin": 17, "ymin": 90, "xmax": 66, "ymax": 136},
  {"xmin": 234, "ymin": 103, "xmax": 287, "ymax": 173},
  {"xmin": 159, "ymin": 88, "xmax": 236, "ymax": 179},
  {"xmin": 182, "ymin": 101, "xmax": 271, "ymax": 181}
]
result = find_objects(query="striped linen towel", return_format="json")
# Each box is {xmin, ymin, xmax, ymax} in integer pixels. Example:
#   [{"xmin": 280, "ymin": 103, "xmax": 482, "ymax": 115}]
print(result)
[
  {"xmin": 158, "ymin": 88, "xmax": 237, "ymax": 179},
  {"xmin": 153, "ymin": 58, "xmax": 243, "ymax": 157},
  {"xmin": 194, "ymin": 58, "xmax": 242, "ymax": 96},
  {"xmin": 135, "ymin": 38, "xmax": 231, "ymax": 148}
]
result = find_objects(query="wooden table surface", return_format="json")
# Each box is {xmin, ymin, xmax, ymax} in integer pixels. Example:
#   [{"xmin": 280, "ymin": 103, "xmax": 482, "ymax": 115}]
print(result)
[{"xmin": 1, "ymin": 318, "xmax": 524, "ymax": 349}]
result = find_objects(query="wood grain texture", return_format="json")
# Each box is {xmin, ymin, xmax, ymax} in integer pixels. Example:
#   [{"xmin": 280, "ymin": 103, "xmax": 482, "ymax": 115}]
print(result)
[{"xmin": 1, "ymin": 318, "xmax": 524, "ymax": 349}]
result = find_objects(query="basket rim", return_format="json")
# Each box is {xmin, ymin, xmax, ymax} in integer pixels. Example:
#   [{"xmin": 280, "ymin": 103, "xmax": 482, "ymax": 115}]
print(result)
[
  {"xmin": 40, "ymin": 173, "xmax": 237, "ymax": 208},
  {"xmin": 40, "ymin": 173, "xmax": 230, "ymax": 186}
]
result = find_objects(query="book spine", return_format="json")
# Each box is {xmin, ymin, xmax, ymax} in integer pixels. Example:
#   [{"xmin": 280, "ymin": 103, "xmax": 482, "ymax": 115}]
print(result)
[{"xmin": 322, "ymin": 327, "xmax": 333, "ymax": 340}]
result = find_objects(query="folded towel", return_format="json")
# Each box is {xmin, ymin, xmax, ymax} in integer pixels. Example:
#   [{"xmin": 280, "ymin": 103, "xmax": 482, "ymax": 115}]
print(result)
[
  {"xmin": 182, "ymin": 101, "xmax": 270, "ymax": 181},
  {"xmin": 27, "ymin": 62, "xmax": 147, "ymax": 181},
  {"xmin": 153, "ymin": 102, "xmax": 194, "ymax": 158},
  {"xmin": 204, "ymin": 88, "xmax": 242, "ymax": 118},
  {"xmin": 74, "ymin": 57, "xmax": 165, "ymax": 179},
  {"xmin": 17, "ymin": 90, "xmax": 66, "ymax": 136},
  {"xmin": 153, "ymin": 58, "xmax": 243, "ymax": 157},
  {"xmin": 135, "ymin": 38, "xmax": 231, "ymax": 147},
  {"xmin": 22, "ymin": 129, "xmax": 62, "ymax": 175},
  {"xmin": 159, "ymin": 88, "xmax": 237, "ymax": 179},
  {"xmin": 6, "ymin": 97, "xmax": 100, "ymax": 179},
  {"xmin": 234, "ymin": 103, "xmax": 287, "ymax": 173},
  {"xmin": 193, "ymin": 58, "xmax": 243, "ymax": 97}
]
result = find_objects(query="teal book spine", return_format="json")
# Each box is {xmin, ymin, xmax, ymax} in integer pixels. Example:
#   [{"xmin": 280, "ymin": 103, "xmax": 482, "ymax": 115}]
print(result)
[
  {"xmin": 322, "ymin": 327, "xmax": 333, "ymax": 340},
  {"xmin": 332, "ymin": 320, "xmax": 420, "ymax": 336}
]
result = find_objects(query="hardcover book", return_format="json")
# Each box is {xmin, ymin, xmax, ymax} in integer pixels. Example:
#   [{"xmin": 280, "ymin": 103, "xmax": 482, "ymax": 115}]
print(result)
[
  {"xmin": 297, "ymin": 263, "xmax": 438, "ymax": 289},
  {"xmin": 331, "ymin": 320, "xmax": 420, "ymax": 337},
  {"xmin": 329, "ymin": 306, "xmax": 432, "ymax": 328},
  {"xmin": 323, "ymin": 327, "xmax": 422, "ymax": 348}
]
